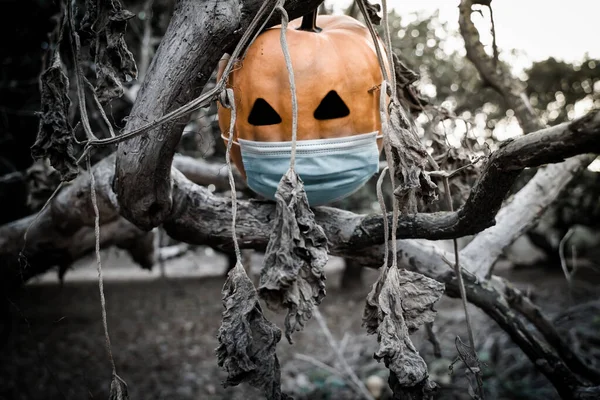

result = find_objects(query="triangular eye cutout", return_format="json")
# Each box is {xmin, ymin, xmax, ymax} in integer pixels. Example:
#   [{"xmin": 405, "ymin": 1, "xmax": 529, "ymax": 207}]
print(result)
[
  {"xmin": 314, "ymin": 90, "xmax": 350, "ymax": 120},
  {"xmin": 248, "ymin": 98, "xmax": 282, "ymax": 126}
]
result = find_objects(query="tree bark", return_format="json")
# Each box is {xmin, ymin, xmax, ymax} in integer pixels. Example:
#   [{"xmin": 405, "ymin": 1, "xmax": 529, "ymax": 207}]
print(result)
[{"xmin": 114, "ymin": 0, "xmax": 323, "ymax": 230}]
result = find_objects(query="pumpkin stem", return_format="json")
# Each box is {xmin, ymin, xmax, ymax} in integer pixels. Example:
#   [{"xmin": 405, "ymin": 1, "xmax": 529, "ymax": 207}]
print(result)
[{"xmin": 298, "ymin": 9, "xmax": 321, "ymax": 33}]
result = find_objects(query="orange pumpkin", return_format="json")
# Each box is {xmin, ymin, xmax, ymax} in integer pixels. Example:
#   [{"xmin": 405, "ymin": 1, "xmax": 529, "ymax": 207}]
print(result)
[{"xmin": 217, "ymin": 12, "xmax": 391, "ymax": 179}]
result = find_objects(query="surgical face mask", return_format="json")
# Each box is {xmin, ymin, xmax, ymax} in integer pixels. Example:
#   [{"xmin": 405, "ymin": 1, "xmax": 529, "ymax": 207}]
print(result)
[{"xmin": 225, "ymin": 131, "xmax": 382, "ymax": 207}]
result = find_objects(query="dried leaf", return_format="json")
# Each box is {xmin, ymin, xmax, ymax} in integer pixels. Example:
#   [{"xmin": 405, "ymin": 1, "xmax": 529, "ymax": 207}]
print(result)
[
  {"xmin": 216, "ymin": 263, "xmax": 291, "ymax": 400},
  {"xmin": 94, "ymin": 0, "xmax": 137, "ymax": 103},
  {"xmin": 26, "ymin": 159, "xmax": 62, "ymax": 211},
  {"xmin": 364, "ymin": 0, "xmax": 382, "ymax": 25},
  {"xmin": 79, "ymin": 0, "xmax": 99, "ymax": 38},
  {"xmin": 31, "ymin": 53, "xmax": 78, "ymax": 181},
  {"xmin": 388, "ymin": 369, "xmax": 438, "ymax": 400},
  {"xmin": 109, "ymin": 375, "xmax": 129, "ymax": 400},
  {"xmin": 384, "ymin": 100, "xmax": 438, "ymax": 213},
  {"xmin": 363, "ymin": 263, "xmax": 390, "ymax": 335},
  {"xmin": 392, "ymin": 53, "xmax": 429, "ymax": 117},
  {"xmin": 373, "ymin": 268, "xmax": 444, "ymax": 390},
  {"xmin": 395, "ymin": 270, "xmax": 445, "ymax": 332},
  {"xmin": 258, "ymin": 169, "xmax": 329, "ymax": 343}
]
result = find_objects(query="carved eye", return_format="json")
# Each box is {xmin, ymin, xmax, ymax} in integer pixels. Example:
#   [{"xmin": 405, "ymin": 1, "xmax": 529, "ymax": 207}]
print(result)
[
  {"xmin": 248, "ymin": 98, "xmax": 282, "ymax": 126},
  {"xmin": 314, "ymin": 90, "xmax": 350, "ymax": 121}
]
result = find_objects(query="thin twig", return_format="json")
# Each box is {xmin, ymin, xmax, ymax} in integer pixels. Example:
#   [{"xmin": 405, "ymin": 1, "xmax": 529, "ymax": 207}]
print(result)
[
  {"xmin": 426, "ymin": 322, "xmax": 443, "ymax": 358},
  {"xmin": 223, "ymin": 88, "xmax": 242, "ymax": 262},
  {"xmin": 276, "ymin": 2, "xmax": 298, "ymax": 169},
  {"xmin": 83, "ymin": 77, "xmax": 116, "ymax": 138},
  {"xmin": 559, "ymin": 227, "xmax": 575, "ymax": 291},
  {"xmin": 357, "ymin": 0, "xmax": 389, "ymax": 84},
  {"xmin": 426, "ymin": 156, "xmax": 485, "ymax": 179},
  {"xmin": 20, "ymin": 181, "xmax": 66, "ymax": 270},
  {"xmin": 486, "ymin": 3, "xmax": 499, "ymax": 68},
  {"xmin": 294, "ymin": 353, "xmax": 347, "ymax": 380},
  {"xmin": 313, "ymin": 308, "xmax": 375, "ymax": 400}
]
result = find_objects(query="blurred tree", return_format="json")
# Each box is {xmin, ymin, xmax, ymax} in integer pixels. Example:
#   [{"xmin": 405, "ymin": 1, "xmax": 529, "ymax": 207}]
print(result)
[{"xmin": 526, "ymin": 57, "xmax": 600, "ymax": 125}]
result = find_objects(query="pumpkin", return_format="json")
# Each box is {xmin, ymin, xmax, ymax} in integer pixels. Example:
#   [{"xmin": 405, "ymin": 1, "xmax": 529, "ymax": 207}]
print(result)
[{"xmin": 217, "ymin": 12, "xmax": 391, "ymax": 180}]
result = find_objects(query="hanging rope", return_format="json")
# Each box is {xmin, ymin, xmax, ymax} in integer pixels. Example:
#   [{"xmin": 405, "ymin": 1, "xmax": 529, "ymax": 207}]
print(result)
[
  {"xmin": 376, "ymin": 166, "xmax": 390, "ymax": 267},
  {"xmin": 380, "ymin": 0, "xmax": 397, "ymax": 94},
  {"xmin": 358, "ymin": 0, "xmax": 401, "ymax": 268},
  {"xmin": 379, "ymin": 81, "xmax": 399, "ymax": 268},
  {"xmin": 222, "ymin": 0, "xmax": 299, "ymax": 268},
  {"xmin": 223, "ymin": 88, "xmax": 243, "ymax": 263},
  {"xmin": 276, "ymin": 1, "xmax": 298, "ymax": 170},
  {"xmin": 74, "ymin": 0, "xmax": 279, "ymax": 152},
  {"xmin": 357, "ymin": 0, "xmax": 389, "ymax": 85},
  {"xmin": 87, "ymin": 154, "xmax": 128, "ymax": 395}
]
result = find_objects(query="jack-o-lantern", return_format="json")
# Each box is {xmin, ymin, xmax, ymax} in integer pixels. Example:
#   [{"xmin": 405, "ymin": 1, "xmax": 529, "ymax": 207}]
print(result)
[{"xmin": 217, "ymin": 11, "xmax": 390, "ymax": 206}]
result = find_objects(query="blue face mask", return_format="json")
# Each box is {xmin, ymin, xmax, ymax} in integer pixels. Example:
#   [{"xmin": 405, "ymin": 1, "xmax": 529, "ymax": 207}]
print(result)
[{"xmin": 226, "ymin": 131, "xmax": 381, "ymax": 207}]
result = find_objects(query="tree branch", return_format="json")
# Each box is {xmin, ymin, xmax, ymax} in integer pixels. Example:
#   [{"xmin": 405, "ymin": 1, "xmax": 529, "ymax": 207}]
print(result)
[
  {"xmin": 2, "ymin": 110, "xmax": 599, "ymax": 287},
  {"xmin": 460, "ymin": 154, "xmax": 596, "ymax": 278},
  {"xmin": 346, "ymin": 110, "xmax": 600, "ymax": 250},
  {"xmin": 458, "ymin": 0, "xmax": 543, "ymax": 133},
  {"xmin": 503, "ymin": 280, "xmax": 600, "ymax": 384},
  {"xmin": 114, "ymin": 0, "xmax": 324, "ymax": 230},
  {"xmin": 173, "ymin": 153, "xmax": 246, "ymax": 191},
  {"xmin": 388, "ymin": 240, "xmax": 597, "ymax": 399}
]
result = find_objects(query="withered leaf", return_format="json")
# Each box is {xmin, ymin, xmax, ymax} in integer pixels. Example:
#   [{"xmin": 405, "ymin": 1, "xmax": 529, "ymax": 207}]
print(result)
[
  {"xmin": 363, "ymin": 263, "xmax": 390, "ymax": 335},
  {"xmin": 79, "ymin": 0, "xmax": 99, "ymax": 40},
  {"xmin": 94, "ymin": 0, "xmax": 137, "ymax": 103},
  {"xmin": 392, "ymin": 52, "xmax": 430, "ymax": 117},
  {"xmin": 26, "ymin": 159, "xmax": 62, "ymax": 211},
  {"xmin": 108, "ymin": 375, "xmax": 129, "ymax": 400},
  {"xmin": 384, "ymin": 100, "xmax": 438, "ymax": 213},
  {"xmin": 216, "ymin": 263, "xmax": 291, "ymax": 400},
  {"xmin": 372, "ymin": 268, "xmax": 444, "ymax": 388},
  {"xmin": 364, "ymin": 0, "xmax": 382, "ymax": 25},
  {"xmin": 258, "ymin": 169, "xmax": 329, "ymax": 344},
  {"xmin": 31, "ymin": 53, "xmax": 78, "ymax": 182},
  {"xmin": 388, "ymin": 369, "xmax": 438, "ymax": 400}
]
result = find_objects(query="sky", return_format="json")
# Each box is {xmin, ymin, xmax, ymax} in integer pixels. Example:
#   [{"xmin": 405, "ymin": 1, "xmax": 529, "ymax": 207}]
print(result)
[{"xmin": 325, "ymin": 0, "xmax": 599, "ymax": 70}]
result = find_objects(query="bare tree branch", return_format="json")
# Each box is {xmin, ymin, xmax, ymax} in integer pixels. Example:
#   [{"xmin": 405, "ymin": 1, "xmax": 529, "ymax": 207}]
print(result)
[
  {"xmin": 458, "ymin": 0, "xmax": 599, "ymax": 283},
  {"xmin": 113, "ymin": 0, "xmax": 324, "ymax": 230},
  {"xmin": 173, "ymin": 153, "xmax": 246, "ymax": 191},
  {"xmin": 503, "ymin": 280, "xmax": 600, "ymax": 384},
  {"xmin": 461, "ymin": 154, "xmax": 596, "ymax": 278},
  {"xmin": 2, "ymin": 110, "xmax": 599, "ymax": 288},
  {"xmin": 347, "ymin": 110, "xmax": 600, "ymax": 250},
  {"xmin": 458, "ymin": 0, "xmax": 543, "ymax": 133},
  {"xmin": 388, "ymin": 240, "xmax": 598, "ymax": 399}
]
